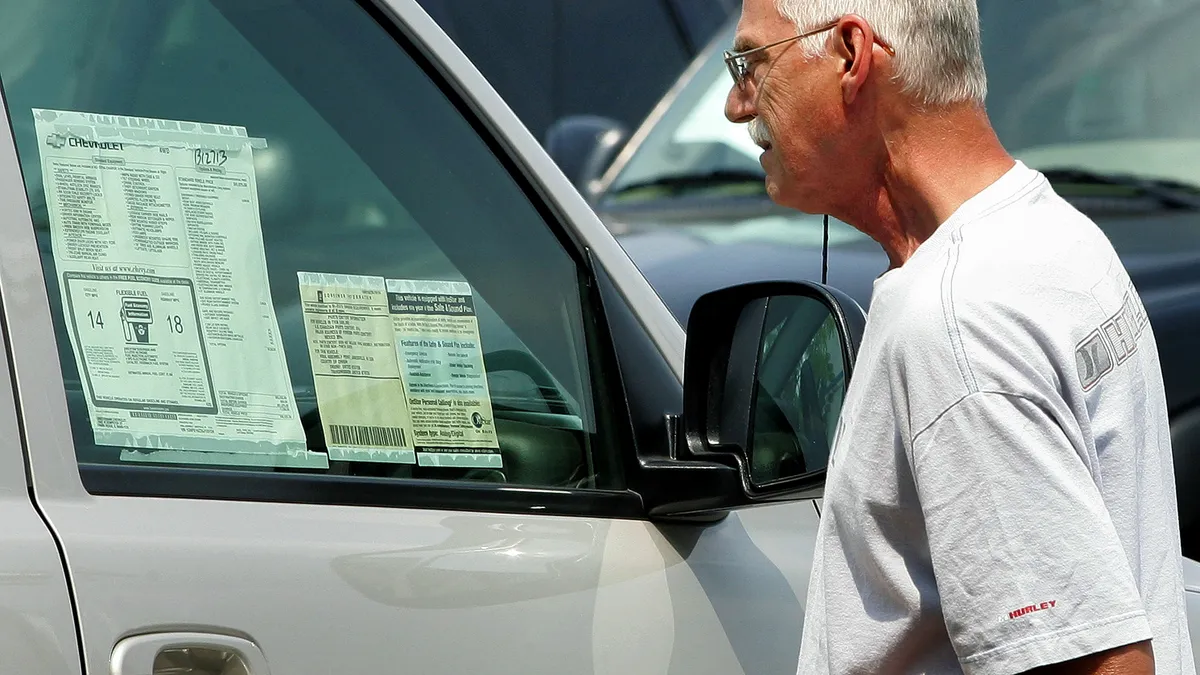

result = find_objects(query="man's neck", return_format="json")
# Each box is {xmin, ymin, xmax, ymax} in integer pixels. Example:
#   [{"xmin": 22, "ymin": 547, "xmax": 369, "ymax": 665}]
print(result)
[{"xmin": 862, "ymin": 105, "xmax": 1015, "ymax": 269}]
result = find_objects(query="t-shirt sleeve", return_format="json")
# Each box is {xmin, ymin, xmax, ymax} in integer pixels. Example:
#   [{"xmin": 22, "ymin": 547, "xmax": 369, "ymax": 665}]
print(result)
[{"xmin": 910, "ymin": 391, "xmax": 1152, "ymax": 675}]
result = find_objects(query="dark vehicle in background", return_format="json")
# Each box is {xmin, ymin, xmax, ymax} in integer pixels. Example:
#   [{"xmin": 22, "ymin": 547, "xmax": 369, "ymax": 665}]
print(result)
[
  {"xmin": 554, "ymin": 2, "xmax": 1200, "ymax": 557},
  {"xmin": 416, "ymin": 0, "xmax": 736, "ymax": 165}
]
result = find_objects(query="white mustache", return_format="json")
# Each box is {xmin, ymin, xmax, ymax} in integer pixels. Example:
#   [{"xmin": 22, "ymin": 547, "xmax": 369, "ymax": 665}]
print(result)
[{"xmin": 748, "ymin": 118, "xmax": 773, "ymax": 148}]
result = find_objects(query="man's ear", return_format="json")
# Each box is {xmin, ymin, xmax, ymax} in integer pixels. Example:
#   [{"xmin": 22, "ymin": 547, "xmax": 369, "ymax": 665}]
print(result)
[{"xmin": 833, "ymin": 14, "xmax": 876, "ymax": 104}]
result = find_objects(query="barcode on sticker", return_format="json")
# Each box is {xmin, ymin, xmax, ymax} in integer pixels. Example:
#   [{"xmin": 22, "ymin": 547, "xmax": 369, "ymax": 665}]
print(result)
[{"xmin": 329, "ymin": 424, "xmax": 408, "ymax": 448}]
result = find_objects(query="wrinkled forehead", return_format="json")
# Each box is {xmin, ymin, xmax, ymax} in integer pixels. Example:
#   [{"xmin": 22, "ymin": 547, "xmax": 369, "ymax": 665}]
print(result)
[{"xmin": 733, "ymin": 0, "xmax": 796, "ymax": 52}]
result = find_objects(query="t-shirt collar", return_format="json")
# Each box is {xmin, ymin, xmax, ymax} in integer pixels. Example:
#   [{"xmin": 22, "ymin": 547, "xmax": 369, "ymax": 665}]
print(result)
[{"xmin": 873, "ymin": 160, "xmax": 1042, "ymax": 288}]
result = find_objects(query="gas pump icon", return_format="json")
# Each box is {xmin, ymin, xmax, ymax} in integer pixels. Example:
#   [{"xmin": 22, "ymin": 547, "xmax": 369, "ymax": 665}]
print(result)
[{"xmin": 120, "ymin": 297, "xmax": 153, "ymax": 344}]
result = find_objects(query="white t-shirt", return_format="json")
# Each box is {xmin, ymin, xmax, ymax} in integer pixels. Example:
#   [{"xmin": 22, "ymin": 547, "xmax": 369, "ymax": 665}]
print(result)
[{"xmin": 796, "ymin": 162, "xmax": 1195, "ymax": 674}]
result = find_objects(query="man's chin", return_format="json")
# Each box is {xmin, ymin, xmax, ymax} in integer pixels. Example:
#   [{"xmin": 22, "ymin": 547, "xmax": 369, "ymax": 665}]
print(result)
[
  {"xmin": 766, "ymin": 181, "xmax": 825, "ymax": 215},
  {"xmin": 765, "ymin": 176, "xmax": 783, "ymax": 203},
  {"xmin": 764, "ymin": 173, "xmax": 802, "ymax": 209},
  {"xmin": 762, "ymin": 159, "xmax": 801, "ymax": 207},
  {"xmin": 763, "ymin": 166, "xmax": 787, "ymax": 204}
]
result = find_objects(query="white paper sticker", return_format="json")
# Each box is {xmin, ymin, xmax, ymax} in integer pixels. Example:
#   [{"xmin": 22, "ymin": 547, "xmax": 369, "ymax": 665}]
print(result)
[
  {"xmin": 386, "ymin": 279, "xmax": 501, "ymax": 468},
  {"xmin": 35, "ymin": 108, "xmax": 322, "ymax": 468},
  {"xmin": 298, "ymin": 272, "xmax": 415, "ymax": 464}
]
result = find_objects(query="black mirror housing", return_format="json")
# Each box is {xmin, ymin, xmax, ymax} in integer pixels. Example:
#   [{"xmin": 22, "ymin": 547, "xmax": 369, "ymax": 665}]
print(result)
[
  {"xmin": 543, "ymin": 115, "xmax": 628, "ymax": 201},
  {"xmin": 642, "ymin": 280, "xmax": 866, "ymax": 520}
]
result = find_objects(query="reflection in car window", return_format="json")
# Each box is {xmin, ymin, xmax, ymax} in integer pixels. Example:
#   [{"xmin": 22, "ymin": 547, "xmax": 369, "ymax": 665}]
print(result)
[
  {"xmin": 0, "ymin": 0, "xmax": 621, "ymax": 490},
  {"xmin": 750, "ymin": 299, "xmax": 845, "ymax": 484}
]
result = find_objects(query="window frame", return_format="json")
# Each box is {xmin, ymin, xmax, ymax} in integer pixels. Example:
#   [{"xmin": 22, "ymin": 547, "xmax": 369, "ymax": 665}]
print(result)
[{"xmin": 0, "ymin": 0, "xmax": 651, "ymax": 519}]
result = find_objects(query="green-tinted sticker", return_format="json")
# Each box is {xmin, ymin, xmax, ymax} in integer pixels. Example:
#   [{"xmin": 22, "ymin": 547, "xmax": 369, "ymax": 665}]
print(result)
[
  {"xmin": 417, "ymin": 451, "xmax": 504, "ymax": 469},
  {"xmin": 328, "ymin": 445, "xmax": 417, "ymax": 464},
  {"xmin": 298, "ymin": 272, "xmax": 417, "ymax": 465},
  {"xmin": 388, "ymin": 278, "xmax": 503, "ymax": 469},
  {"xmin": 120, "ymin": 445, "xmax": 329, "ymax": 469},
  {"xmin": 35, "ymin": 108, "xmax": 309, "ymax": 467}
]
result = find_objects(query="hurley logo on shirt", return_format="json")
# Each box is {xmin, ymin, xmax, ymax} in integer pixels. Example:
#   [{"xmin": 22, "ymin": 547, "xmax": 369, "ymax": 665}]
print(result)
[
  {"xmin": 1075, "ymin": 282, "xmax": 1150, "ymax": 391},
  {"xmin": 1007, "ymin": 600, "xmax": 1056, "ymax": 620}
]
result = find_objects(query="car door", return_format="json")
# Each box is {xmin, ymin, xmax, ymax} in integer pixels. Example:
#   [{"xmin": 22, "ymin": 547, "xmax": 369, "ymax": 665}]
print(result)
[
  {"xmin": 0, "ymin": 1, "xmax": 824, "ymax": 674},
  {"xmin": 0, "ymin": 258, "xmax": 79, "ymax": 673}
]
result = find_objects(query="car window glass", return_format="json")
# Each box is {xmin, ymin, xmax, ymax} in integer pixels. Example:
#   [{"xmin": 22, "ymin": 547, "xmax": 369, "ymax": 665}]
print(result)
[
  {"xmin": 603, "ymin": 21, "xmax": 745, "ymax": 195},
  {"xmin": 612, "ymin": 0, "xmax": 1200, "ymax": 194},
  {"xmin": 0, "ymin": 0, "xmax": 622, "ymax": 491},
  {"xmin": 978, "ymin": 0, "xmax": 1200, "ymax": 187}
]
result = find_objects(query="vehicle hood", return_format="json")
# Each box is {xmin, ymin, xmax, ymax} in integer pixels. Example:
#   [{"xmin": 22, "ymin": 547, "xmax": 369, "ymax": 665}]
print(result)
[
  {"xmin": 604, "ymin": 205, "xmax": 886, "ymax": 321},
  {"xmin": 617, "ymin": 230, "xmax": 884, "ymax": 321},
  {"xmin": 603, "ymin": 203, "xmax": 1200, "ymax": 410}
]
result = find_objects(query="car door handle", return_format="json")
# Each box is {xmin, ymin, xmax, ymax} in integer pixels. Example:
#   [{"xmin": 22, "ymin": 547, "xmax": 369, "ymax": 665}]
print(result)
[{"xmin": 111, "ymin": 631, "xmax": 271, "ymax": 675}]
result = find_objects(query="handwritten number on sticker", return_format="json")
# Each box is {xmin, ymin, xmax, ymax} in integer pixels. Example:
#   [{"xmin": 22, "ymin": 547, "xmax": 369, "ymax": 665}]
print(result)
[{"xmin": 193, "ymin": 148, "xmax": 228, "ymax": 167}]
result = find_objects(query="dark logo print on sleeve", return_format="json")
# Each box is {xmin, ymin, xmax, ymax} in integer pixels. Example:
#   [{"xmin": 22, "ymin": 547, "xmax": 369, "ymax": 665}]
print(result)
[
  {"xmin": 1008, "ymin": 600, "xmax": 1056, "ymax": 620},
  {"xmin": 1076, "ymin": 285, "xmax": 1150, "ymax": 391}
]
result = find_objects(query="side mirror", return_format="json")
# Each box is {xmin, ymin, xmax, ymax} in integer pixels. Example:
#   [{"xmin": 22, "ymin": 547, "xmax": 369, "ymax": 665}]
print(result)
[
  {"xmin": 543, "ymin": 115, "xmax": 628, "ymax": 202},
  {"xmin": 640, "ymin": 281, "xmax": 866, "ymax": 520}
]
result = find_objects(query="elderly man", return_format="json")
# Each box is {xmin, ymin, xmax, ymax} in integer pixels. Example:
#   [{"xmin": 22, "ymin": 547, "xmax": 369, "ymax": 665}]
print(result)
[{"xmin": 723, "ymin": 0, "xmax": 1195, "ymax": 673}]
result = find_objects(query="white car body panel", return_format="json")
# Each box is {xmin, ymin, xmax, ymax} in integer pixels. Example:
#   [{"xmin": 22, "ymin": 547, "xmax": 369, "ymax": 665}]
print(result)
[
  {"xmin": 0, "ymin": 83, "xmax": 84, "ymax": 675},
  {"xmin": 31, "ymin": 497, "xmax": 819, "ymax": 674}
]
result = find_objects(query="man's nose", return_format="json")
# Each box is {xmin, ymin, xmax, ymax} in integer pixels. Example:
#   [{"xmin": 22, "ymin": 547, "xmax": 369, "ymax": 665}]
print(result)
[{"xmin": 725, "ymin": 82, "xmax": 756, "ymax": 124}]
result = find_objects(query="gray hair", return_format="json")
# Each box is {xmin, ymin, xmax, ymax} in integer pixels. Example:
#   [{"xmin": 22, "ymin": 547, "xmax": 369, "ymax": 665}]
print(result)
[{"xmin": 775, "ymin": 0, "xmax": 988, "ymax": 107}]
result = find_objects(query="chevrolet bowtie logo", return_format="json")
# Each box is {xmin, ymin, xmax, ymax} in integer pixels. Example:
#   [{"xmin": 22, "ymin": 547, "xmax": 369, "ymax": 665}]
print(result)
[{"xmin": 46, "ymin": 133, "xmax": 66, "ymax": 149}]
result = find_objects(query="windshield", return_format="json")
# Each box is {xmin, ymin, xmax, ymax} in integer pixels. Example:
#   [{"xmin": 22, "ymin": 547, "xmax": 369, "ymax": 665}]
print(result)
[{"xmin": 605, "ymin": 0, "xmax": 1200, "ymax": 200}]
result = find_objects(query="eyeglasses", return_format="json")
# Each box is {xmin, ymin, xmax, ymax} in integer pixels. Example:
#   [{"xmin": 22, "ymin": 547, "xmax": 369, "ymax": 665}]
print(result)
[{"xmin": 723, "ymin": 19, "xmax": 896, "ymax": 90}]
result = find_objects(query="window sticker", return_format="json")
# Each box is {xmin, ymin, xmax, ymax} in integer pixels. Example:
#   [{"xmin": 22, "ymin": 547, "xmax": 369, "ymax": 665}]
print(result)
[
  {"xmin": 34, "ymin": 108, "xmax": 323, "ymax": 468},
  {"xmin": 298, "ymin": 272, "xmax": 415, "ymax": 464},
  {"xmin": 387, "ymin": 279, "xmax": 501, "ymax": 468}
]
